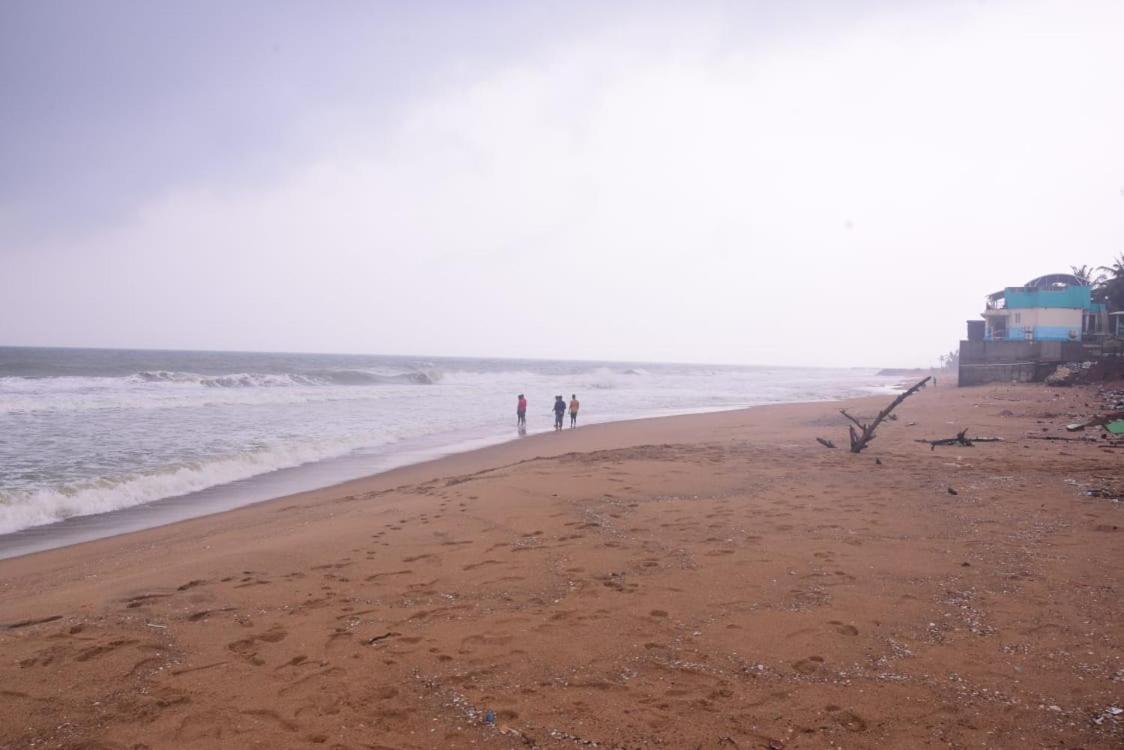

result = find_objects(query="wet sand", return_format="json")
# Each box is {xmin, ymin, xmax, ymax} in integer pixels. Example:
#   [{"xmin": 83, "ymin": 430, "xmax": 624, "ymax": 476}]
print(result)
[{"xmin": 2, "ymin": 382, "xmax": 1122, "ymax": 749}]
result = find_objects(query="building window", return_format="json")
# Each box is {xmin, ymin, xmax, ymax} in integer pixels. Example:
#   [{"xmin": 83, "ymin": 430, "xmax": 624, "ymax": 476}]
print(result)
[{"xmin": 1013, "ymin": 313, "xmax": 1021, "ymax": 324}]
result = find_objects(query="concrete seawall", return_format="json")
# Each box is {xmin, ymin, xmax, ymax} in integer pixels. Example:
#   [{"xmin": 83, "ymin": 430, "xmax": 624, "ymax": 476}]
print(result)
[{"xmin": 958, "ymin": 340, "xmax": 1086, "ymax": 386}]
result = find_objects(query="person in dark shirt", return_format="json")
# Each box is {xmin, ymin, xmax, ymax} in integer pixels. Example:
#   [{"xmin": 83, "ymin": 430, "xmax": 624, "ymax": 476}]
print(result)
[{"xmin": 552, "ymin": 395, "xmax": 566, "ymax": 431}]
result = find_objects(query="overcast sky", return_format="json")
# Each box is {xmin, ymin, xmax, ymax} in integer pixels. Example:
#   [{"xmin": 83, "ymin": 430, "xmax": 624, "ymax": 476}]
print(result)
[{"xmin": 2, "ymin": 0, "xmax": 1122, "ymax": 367}]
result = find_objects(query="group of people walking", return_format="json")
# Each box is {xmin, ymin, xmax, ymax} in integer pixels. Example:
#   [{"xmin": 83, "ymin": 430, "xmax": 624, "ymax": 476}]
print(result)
[{"xmin": 516, "ymin": 393, "xmax": 580, "ymax": 432}]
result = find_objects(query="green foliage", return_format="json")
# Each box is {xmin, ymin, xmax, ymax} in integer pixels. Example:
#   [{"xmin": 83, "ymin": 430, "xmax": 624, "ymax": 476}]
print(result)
[{"xmin": 1096, "ymin": 254, "xmax": 1124, "ymax": 309}]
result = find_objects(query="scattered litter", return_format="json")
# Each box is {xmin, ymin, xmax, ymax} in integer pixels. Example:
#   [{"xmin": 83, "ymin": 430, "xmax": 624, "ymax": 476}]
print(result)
[
  {"xmin": 1062, "ymin": 404, "xmax": 1124, "ymax": 432},
  {"xmin": 1045, "ymin": 364, "xmax": 1085, "ymax": 386},
  {"xmin": 1092, "ymin": 706, "xmax": 1122, "ymax": 726}
]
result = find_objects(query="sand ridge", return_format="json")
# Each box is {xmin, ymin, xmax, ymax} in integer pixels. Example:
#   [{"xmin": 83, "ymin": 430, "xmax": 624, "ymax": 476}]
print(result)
[{"xmin": 1, "ymin": 383, "xmax": 1122, "ymax": 749}]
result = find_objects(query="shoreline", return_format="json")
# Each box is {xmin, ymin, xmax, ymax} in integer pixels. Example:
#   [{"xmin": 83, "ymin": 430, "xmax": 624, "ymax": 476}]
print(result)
[
  {"xmin": 0, "ymin": 390, "xmax": 898, "ymax": 562},
  {"xmin": 3, "ymin": 382, "xmax": 1121, "ymax": 749}
]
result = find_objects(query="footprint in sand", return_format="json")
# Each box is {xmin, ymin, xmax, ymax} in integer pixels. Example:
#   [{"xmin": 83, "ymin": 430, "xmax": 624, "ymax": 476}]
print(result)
[
  {"xmin": 186, "ymin": 607, "xmax": 236, "ymax": 622},
  {"xmin": 241, "ymin": 708, "xmax": 299, "ymax": 733},
  {"xmin": 325, "ymin": 630, "xmax": 353, "ymax": 652},
  {"xmin": 311, "ymin": 561, "xmax": 353, "ymax": 571},
  {"xmin": 463, "ymin": 559, "xmax": 503, "ymax": 571},
  {"xmin": 365, "ymin": 569, "xmax": 413, "ymax": 582},
  {"xmin": 227, "ymin": 624, "xmax": 288, "ymax": 665},
  {"xmin": 2, "ymin": 615, "xmax": 63, "ymax": 630},
  {"xmin": 177, "ymin": 579, "xmax": 209, "ymax": 592},
  {"xmin": 792, "ymin": 655, "xmax": 825, "ymax": 674},
  {"xmin": 277, "ymin": 655, "xmax": 308, "ymax": 669},
  {"xmin": 828, "ymin": 620, "xmax": 859, "ymax": 636},
  {"xmin": 75, "ymin": 639, "xmax": 140, "ymax": 662},
  {"xmin": 832, "ymin": 709, "xmax": 869, "ymax": 732},
  {"xmin": 124, "ymin": 593, "xmax": 172, "ymax": 609},
  {"xmin": 461, "ymin": 633, "xmax": 514, "ymax": 647}
]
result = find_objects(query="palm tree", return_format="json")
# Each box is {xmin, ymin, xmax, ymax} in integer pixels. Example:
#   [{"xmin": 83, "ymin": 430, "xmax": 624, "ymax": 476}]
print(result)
[
  {"xmin": 1070, "ymin": 264, "xmax": 1105, "ymax": 287},
  {"xmin": 1096, "ymin": 254, "xmax": 1124, "ymax": 309},
  {"xmin": 1098, "ymin": 254, "xmax": 1124, "ymax": 279}
]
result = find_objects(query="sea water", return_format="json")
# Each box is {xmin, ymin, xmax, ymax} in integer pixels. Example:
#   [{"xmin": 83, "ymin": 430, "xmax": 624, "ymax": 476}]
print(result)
[{"xmin": 0, "ymin": 347, "xmax": 899, "ymax": 553}]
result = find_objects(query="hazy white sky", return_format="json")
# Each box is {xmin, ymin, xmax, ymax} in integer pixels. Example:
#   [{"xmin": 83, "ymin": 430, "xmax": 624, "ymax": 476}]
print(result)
[{"xmin": 2, "ymin": 0, "xmax": 1122, "ymax": 367}]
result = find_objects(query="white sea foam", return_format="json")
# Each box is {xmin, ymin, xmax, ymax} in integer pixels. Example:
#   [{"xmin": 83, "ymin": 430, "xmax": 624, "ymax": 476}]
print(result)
[
  {"xmin": 0, "ymin": 437, "xmax": 367, "ymax": 535},
  {"xmin": 132, "ymin": 370, "xmax": 324, "ymax": 387},
  {"xmin": 0, "ymin": 371, "xmax": 431, "ymax": 415}
]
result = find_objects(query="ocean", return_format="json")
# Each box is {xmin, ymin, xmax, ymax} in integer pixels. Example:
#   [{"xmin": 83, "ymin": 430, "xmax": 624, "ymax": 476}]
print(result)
[{"xmin": 0, "ymin": 347, "xmax": 900, "ymax": 556}]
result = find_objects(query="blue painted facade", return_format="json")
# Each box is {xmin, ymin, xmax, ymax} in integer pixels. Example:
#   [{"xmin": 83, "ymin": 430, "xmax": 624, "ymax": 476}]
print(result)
[
  {"xmin": 1003, "ymin": 326, "xmax": 1078, "ymax": 341},
  {"xmin": 983, "ymin": 275, "xmax": 1108, "ymax": 343},
  {"xmin": 1004, "ymin": 286, "xmax": 1098, "ymax": 310}
]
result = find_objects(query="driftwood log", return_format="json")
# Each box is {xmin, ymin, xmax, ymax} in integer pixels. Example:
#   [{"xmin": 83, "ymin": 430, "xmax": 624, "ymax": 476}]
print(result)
[
  {"xmin": 915, "ymin": 429, "xmax": 1002, "ymax": 450},
  {"xmin": 815, "ymin": 437, "xmax": 837, "ymax": 449},
  {"xmin": 838, "ymin": 376, "xmax": 930, "ymax": 453}
]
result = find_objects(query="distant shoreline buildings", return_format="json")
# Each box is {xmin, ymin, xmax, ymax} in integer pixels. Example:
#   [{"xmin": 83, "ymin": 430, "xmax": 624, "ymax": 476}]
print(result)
[
  {"xmin": 959, "ymin": 273, "xmax": 1123, "ymax": 385},
  {"xmin": 980, "ymin": 273, "xmax": 1107, "ymax": 342}
]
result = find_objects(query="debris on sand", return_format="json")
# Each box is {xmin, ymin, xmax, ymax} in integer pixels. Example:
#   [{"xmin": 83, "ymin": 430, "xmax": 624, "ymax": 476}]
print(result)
[{"xmin": 916, "ymin": 430, "xmax": 1002, "ymax": 449}]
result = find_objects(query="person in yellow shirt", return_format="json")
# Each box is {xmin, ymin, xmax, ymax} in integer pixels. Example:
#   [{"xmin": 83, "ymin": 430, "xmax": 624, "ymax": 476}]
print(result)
[{"xmin": 569, "ymin": 394, "xmax": 580, "ymax": 428}]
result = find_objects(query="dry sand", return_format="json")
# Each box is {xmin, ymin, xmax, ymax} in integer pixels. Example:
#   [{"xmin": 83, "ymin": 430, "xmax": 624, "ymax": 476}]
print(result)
[{"xmin": 1, "ymin": 382, "xmax": 1122, "ymax": 749}]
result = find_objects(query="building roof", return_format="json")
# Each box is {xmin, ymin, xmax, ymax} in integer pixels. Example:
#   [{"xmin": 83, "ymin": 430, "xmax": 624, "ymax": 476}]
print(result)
[
  {"xmin": 987, "ymin": 273, "xmax": 1097, "ymax": 310},
  {"xmin": 1023, "ymin": 273, "xmax": 1085, "ymax": 290}
]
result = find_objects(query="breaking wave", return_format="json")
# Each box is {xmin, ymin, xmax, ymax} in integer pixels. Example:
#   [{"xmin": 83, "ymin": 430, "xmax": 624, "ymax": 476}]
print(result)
[
  {"xmin": 0, "ymin": 439, "xmax": 364, "ymax": 535},
  {"xmin": 131, "ymin": 369, "xmax": 440, "ymax": 387},
  {"xmin": 0, "ymin": 369, "xmax": 441, "ymax": 415}
]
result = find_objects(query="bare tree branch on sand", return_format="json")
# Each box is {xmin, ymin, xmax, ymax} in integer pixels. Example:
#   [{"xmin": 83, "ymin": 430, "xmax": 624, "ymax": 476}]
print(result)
[{"xmin": 818, "ymin": 376, "xmax": 931, "ymax": 453}]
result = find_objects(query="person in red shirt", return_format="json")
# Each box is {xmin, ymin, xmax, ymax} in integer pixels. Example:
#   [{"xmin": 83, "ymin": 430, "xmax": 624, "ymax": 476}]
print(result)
[{"xmin": 516, "ymin": 394, "xmax": 527, "ymax": 429}]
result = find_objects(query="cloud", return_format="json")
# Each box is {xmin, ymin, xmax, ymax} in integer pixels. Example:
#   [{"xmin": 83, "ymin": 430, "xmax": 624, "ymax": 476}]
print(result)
[{"xmin": 4, "ymin": 0, "xmax": 1123, "ymax": 366}]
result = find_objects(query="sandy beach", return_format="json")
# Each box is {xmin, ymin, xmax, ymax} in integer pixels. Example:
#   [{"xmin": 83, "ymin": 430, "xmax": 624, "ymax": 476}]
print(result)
[{"xmin": 2, "ymin": 382, "xmax": 1122, "ymax": 749}]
